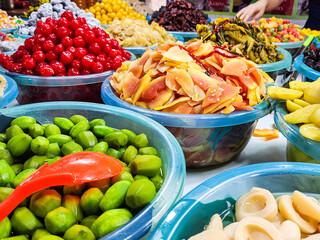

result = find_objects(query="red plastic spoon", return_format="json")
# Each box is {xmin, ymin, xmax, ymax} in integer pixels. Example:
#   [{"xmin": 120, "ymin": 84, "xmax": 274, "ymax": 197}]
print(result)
[{"xmin": 0, "ymin": 151, "xmax": 123, "ymax": 222}]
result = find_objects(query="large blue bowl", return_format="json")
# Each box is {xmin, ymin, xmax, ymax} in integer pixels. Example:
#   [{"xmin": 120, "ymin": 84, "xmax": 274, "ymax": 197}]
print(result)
[
  {"xmin": 294, "ymin": 54, "xmax": 320, "ymax": 81},
  {"xmin": 101, "ymin": 79, "xmax": 273, "ymax": 167},
  {"xmin": 0, "ymin": 74, "xmax": 18, "ymax": 108},
  {"xmin": 0, "ymin": 101, "xmax": 185, "ymax": 240},
  {"xmin": 150, "ymin": 162, "xmax": 320, "ymax": 239}
]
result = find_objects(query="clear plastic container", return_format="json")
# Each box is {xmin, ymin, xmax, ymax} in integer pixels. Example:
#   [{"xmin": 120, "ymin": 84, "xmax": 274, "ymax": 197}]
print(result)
[
  {"xmin": 294, "ymin": 54, "xmax": 320, "ymax": 82},
  {"xmin": 0, "ymin": 101, "xmax": 186, "ymax": 240},
  {"xmin": 274, "ymin": 101, "xmax": 320, "ymax": 162},
  {"xmin": 150, "ymin": 162, "xmax": 320, "ymax": 239},
  {"xmin": 0, "ymin": 74, "xmax": 18, "ymax": 108},
  {"xmin": 0, "ymin": 52, "xmax": 135, "ymax": 104},
  {"xmin": 101, "ymin": 79, "xmax": 273, "ymax": 167},
  {"xmin": 258, "ymin": 47, "xmax": 292, "ymax": 78},
  {"xmin": 273, "ymin": 40, "xmax": 304, "ymax": 55}
]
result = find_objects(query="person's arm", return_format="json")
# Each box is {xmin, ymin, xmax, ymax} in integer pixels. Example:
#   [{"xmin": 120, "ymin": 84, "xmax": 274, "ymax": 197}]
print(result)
[{"xmin": 236, "ymin": 0, "xmax": 284, "ymax": 22}]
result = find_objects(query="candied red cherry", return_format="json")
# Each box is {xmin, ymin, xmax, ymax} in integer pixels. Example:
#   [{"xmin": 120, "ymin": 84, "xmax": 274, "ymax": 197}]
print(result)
[
  {"xmin": 46, "ymin": 51, "xmax": 59, "ymax": 62},
  {"xmin": 105, "ymin": 38, "xmax": 112, "ymax": 45},
  {"xmin": 104, "ymin": 62, "xmax": 111, "ymax": 71},
  {"xmin": 46, "ymin": 33, "xmax": 59, "ymax": 45},
  {"xmin": 57, "ymin": 17, "xmax": 70, "ymax": 28},
  {"xmin": 60, "ymin": 51, "xmax": 73, "ymax": 65},
  {"xmin": 66, "ymin": 46, "xmax": 76, "ymax": 54},
  {"xmin": 12, "ymin": 50, "xmax": 24, "ymax": 62},
  {"xmin": 96, "ymin": 53, "xmax": 107, "ymax": 65},
  {"xmin": 84, "ymin": 31, "xmax": 96, "ymax": 44},
  {"xmin": 91, "ymin": 62, "xmax": 104, "ymax": 73},
  {"xmin": 3, "ymin": 60, "xmax": 12, "ymax": 70},
  {"xmin": 0, "ymin": 53, "xmax": 9, "ymax": 64},
  {"xmin": 61, "ymin": 10, "xmax": 74, "ymax": 21},
  {"xmin": 122, "ymin": 51, "xmax": 131, "ymax": 60},
  {"xmin": 69, "ymin": 19, "xmax": 81, "ymax": 31},
  {"xmin": 56, "ymin": 73, "xmax": 67, "ymax": 76},
  {"xmin": 41, "ymin": 23, "xmax": 53, "ymax": 36},
  {"xmin": 97, "ymin": 37, "xmax": 106, "ymax": 47},
  {"xmin": 87, "ymin": 53, "xmax": 96, "ymax": 61},
  {"xmin": 22, "ymin": 54, "xmax": 32, "ymax": 61},
  {"xmin": 81, "ymin": 55, "xmax": 94, "ymax": 69},
  {"xmin": 77, "ymin": 17, "xmax": 86, "ymax": 24},
  {"xmin": 73, "ymin": 36, "xmax": 85, "ymax": 48},
  {"xmin": 100, "ymin": 31, "xmax": 108, "ymax": 38},
  {"xmin": 108, "ymin": 49, "xmax": 121, "ymax": 59},
  {"xmin": 54, "ymin": 44, "xmax": 65, "ymax": 55},
  {"xmin": 24, "ymin": 37, "xmax": 35, "ymax": 51},
  {"xmin": 102, "ymin": 44, "xmax": 112, "ymax": 55},
  {"xmin": 74, "ymin": 28, "xmax": 85, "ymax": 37},
  {"xmin": 32, "ymin": 44, "xmax": 43, "ymax": 52},
  {"xmin": 43, "ymin": 40, "xmax": 55, "ymax": 52},
  {"xmin": 22, "ymin": 58, "xmax": 37, "ymax": 70},
  {"xmin": 74, "ymin": 47, "xmax": 88, "ymax": 60},
  {"xmin": 11, "ymin": 63, "xmax": 23, "ymax": 73},
  {"xmin": 51, "ymin": 61, "xmax": 66, "ymax": 74},
  {"xmin": 111, "ymin": 58, "xmax": 122, "ymax": 70},
  {"xmin": 32, "ymin": 51, "xmax": 46, "ymax": 62},
  {"xmin": 61, "ymin": 36, "xmax": 73, "ymax": 48},
  {"xmin": 110, "ymin": 39, "xmax": 119, "ymax": 49},
  {"xmin": 88, "ymin": 43, "xmax": 101, "ymax": 55},
  {"xmin": 67, "ymin": 68, "xmax": 80, "ymax": 76},
  {"xmin": 35, "ymin": 34, "xmax": 46, "ymax": 45},
  {"xmin": 40, "ymin": 65, "xmax": 54, "ymax": 76},
  {"xmin": 81, "ymin": 24, "xmax": 90, "ymax": 31},
  {"xmin": 21, "ymin": 69, "xmax": 34, "ymax": 75},
  {"xmin": 18, "ymin": 45, "xmax": 25, "ymax": 51},
  {"xmin": 45, "ymin": 17, "xmax": 56, "ymax": 27},
  {"xmin": 81, "ymin": 69, "xmax": 92, "ymax": 75},
  {"xmin": 68, "ymin": 29, "xmax": 74, "ymax": 38},
  {"xmin": 71, "ymin": 59, "xmax": 82, "ymax": 70},
  {"xmin": 56, "ymin": 26, "xmax": 69, "ymax": 39},
  {"xmin": 36, "ymin": 21, "xmax": 45, "ymax": 29},
  {"xmin": 49, "ymin": 60, "xmax": 59, "ymax": 65}
]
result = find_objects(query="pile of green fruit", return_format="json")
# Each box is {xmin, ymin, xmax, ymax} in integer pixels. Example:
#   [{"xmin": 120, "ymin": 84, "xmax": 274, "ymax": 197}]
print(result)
[
  {"xmin": 21, "ymin": 0, "xmax": 50, "ymax": 18},
  {"xmin": 0, "ymin": 114, "xmax": 163, "ymax": 239}
]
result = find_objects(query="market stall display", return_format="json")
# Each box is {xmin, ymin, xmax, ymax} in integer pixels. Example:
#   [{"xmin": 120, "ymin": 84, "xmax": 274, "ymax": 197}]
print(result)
[
  {"xmin": 18, "ymin": 0, "xmax": 100, "ymax": 36},
  {"xmin": 102, "ymin": 40, "xmax": 274, "ymax": 167},
  {"xmin": 149, "ymin": 162, "xmax": 320, "ymax": 239},
  {"xmin": 0, "ymin": 74, "xmax": 18, "ymax": 109},
  {"xmin": 0, "ymin": 101, "xmax": 185, "ymax": 239},
  {"xmin": 0, "ymin": 10, "xmax": 25, "ymax": 34},
  {"xmin": 21, "ymin": 0, "xmax": 50, "ymax": 18},
  {"xmin": 149, "ymin": 0, "xmax": 209, "ymax": 32},
  {"xmin": 86, "ymin": 0, "xmax": 146, "ymax": 25},
  {"xmin": 196, "ymin": 18, "xmax": 284, "ymax": 65}
]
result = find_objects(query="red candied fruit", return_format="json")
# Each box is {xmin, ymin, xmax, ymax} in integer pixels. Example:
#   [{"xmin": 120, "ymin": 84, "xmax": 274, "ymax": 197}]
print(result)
[
  {"xmin": 24, "ymin": 37, "xmax": 35, "ymax": 51},
  {"xmin": 66, "ymin": 46, "xmax": 76, "ymax": 54},
  {"xmin": 32, "ymin": 44, "xmax": 43, "ymax": 52},
  {"xmin": 81, "ymin": 55, "xmax": 94, "ymax": 69},
  {"xmin": 61, "ymin": 36, "xmax": 73, "ymax": 48},
  {"xmin": 69, "ymin": 19, "xmax": 81, "ymax": 31},
  {"xmin": 50, "ymin": 61, "xmax": 66, "ymax": 74},
  {"xmin": 56, "ymin": 26, "xmax": 69, "ymax": 39},
  {"xmin": 74, "ymin": 28, "xmax": 85, "ymax": 37},
  {"xmin": 0, "ymin": 53, "xmax": 9, "ymax": 64},
  {"xmin": 43, "ymin": 40, "xmax": 55, "ymax": 52},
  {"xmin": 57, "ymin": 17, "xmax": 70, "ymax": 28},
  {"xmin": 88, "ymin": 43, "xmax": 101, "ymax": 55},
  {"xmin": 45, "ymin": 17, "xmax": 57, "ymax": 28},
  {"xmin": 76, "ymin": 17, "xmax": 87, "ymax": 25},
  {"xmin": 41, "ymin": 23, "xmax": 53, "ymax": 36},
  {"xmin": 40, "ymin": 65, "xmax": 54, "ymax": 76},
  {"xmin": 54, "ymin": 44, "xmax": 65, "ymax": 55},
  {"xmin": 91, "ymin": 62, "xmax": 104, "ymax": 73},
  {"xmin": 73, "ymin": 36, "xmax": 85, "ymax": 48},
  {"xmin": 67, "ymin": 68, "xmax": 80, "ymax": 76},
  {"xmin": 84, "ymin": 31, "xmax": 96, "ymax": 44},
  {"xmin": 46, "ymin": 33, "xmax": 59, "ymax": 45},
  {"xmin": 71, "ymin": 59, "xmax": 82, "ymax": 70},
  {"xmin": 81, "ymin": 69, "xmax": 92, "ymax": 75},
  {"xmin": 46, "ymin": 51, "xmax": 59, "ymax": 62},
  {"xmin": 22, "ymin": 58, "xmax": 36, "ymax": 70},
  {"xmin": 74, "ymin": 47, "xmax": 88, "ymax": 60},
  {"xmin": 32, "ymin": 51, "xmax": 46, "ymax": 62},
  {"xmin": 61, "ymin": 10, "xmax": 75, "ymax": 22},
  {"xmin": 35, "ymin": 34, "xmax": 46, "ymax": 45},
  {"xmin": 60, "ymin": 51, "xmax": 74, "ymax": 65}
]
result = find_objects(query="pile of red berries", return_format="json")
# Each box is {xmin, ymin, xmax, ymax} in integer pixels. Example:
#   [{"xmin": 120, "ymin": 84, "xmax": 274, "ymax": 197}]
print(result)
[{"xmin": 0, "ymin": 11, "xmax": 131, "ymax": 77}]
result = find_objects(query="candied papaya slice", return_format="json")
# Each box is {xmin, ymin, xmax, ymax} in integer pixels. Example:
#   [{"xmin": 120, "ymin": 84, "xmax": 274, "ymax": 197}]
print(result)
[
  {"xmin": 132, "ymin": 71, "xmax": 152, "ymax": 104},
  {"xmin": 221, "ymin": 58, "xmax": 248, "ymax": 77},
  {"xmin": 268, "ymin": 86, "xmax": 303, "ymax": 100},
  {"xmin": 284, "ymin": 104, "xmax": 320, "ymax": 124},
  {"xmin": 286, "ymin": 100, "xmax": 303, "ymax": 113},
  {"xmin": 300, "ymin": 123, "xmax": 320, "ymax": 141}
]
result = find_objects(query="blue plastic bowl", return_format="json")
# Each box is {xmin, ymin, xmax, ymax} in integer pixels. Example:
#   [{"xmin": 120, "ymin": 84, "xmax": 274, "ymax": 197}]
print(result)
[
  {"xmin": 0, "ymin": 27, "xmax": 18, "ymax": 34},
  {"xmin": 0, "ymin": 101, "xmax": 185, "ymax": 240},
  {"xmin": 274, "ymin": 101, "xmax": 320, "ymax": 162},
  {"xmin": 258, "ymin": 47, "xmax": 292, "ymax": 78},
  {"xmin": 150, "ymin": 162, "xmax": 320, "ymax": 239},
  {"xmin": 101, "ymin": 79, "xmax": 273, "ymax": 167},
  {"xmin": 0, "ymin": 51, "xmax": 135, "ymax": 104},
  {"xmin": 273, "ymin": 40, "xmax": 304, "ymax": 55},
  {"xmin": 294, "ymin": 54, "xmax": 320, "ymax": 81},
  {"xmin": 0, "ymin": 74, "xmax": 18, "ymax": 108}
]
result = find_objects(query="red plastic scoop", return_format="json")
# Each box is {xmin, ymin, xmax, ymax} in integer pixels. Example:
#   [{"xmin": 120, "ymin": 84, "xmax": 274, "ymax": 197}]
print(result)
[{"xmin": 0, "ymin": 151, "xmax": 123, "ymax": 222}]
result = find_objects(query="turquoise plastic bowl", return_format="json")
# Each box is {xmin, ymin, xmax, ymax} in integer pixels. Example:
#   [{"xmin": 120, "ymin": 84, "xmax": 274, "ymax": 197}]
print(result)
[
  {"xmin": 101, "ymin": 79, "xmax": 273, "ymax": 167},
  {"xmin": 0, "ymin": 74, "xmax": 18, "ymax": 108},
  {"xmin": 258, "ymin": 47, "xmax": 292, "ymax": 78},
  {"xmin": 273, "ymin": 40, "xmax": 304, "ymax": 55},
  {"xmin": 274, "ymin": 101, "xmax": 320, "ymax": 162},
  {"xmin": 149, "ymin": 162, "xmax": 320, "ymax": 239},
  {"xmin": 0, "ymin": 101, "xmax": 185, "ymax": 240},
  {"xmin": 294, "ymin": 54, "xmax": 320, "ymax": 81},
  {"xmin": 0, "ymin": 27, "xmax": 18, "ymax": 34}
]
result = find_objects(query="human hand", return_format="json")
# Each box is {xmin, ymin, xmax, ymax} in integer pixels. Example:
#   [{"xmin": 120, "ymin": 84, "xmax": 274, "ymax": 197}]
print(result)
[{"xmin": 236, "ymin": 0, "xmax": 268, "ymax": 22}]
